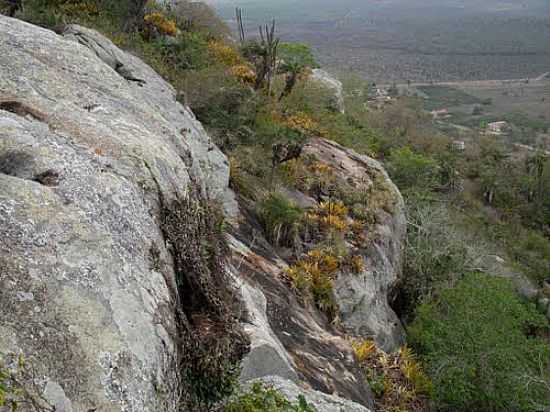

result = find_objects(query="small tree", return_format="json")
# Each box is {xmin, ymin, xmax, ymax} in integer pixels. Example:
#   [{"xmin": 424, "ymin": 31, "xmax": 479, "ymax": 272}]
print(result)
[
  {"xmin": 278, "ymin": 42, "xmax": 318, "ymax": 100},
  {"xmin": 387, "ymin": 147, "xmax": 438, "ymax": 191}
]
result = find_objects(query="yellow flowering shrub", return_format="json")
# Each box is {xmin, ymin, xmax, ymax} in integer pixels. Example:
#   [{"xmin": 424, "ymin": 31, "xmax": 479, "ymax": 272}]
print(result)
[
  {"xmin": 230, "ymin": 64, "xmax": 256, "ymax": 84},
  {"xmin": 285, "ymin": 112, "xmax": 321, "ymax": 135},
  {"xmin": 144, "ymin": 12, "xmax": 177, "ymax": 36},
  {"xmin": 60, "ymin": 1, "xmax": 99, "ymax": 17},
  {"xmin": 208, "ymin": 40, "xmax": 242, "ymax": 66}
]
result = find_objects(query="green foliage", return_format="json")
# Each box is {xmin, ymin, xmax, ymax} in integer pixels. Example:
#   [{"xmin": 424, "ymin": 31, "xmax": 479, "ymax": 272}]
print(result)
[
  {"xmin": 257, "ymin": 193, "xmax": 304, "ymax": 247},
  {"xmin": 278, "ymin": 42, "xmax": 319, "ymax": 69},
  {"xmin": 408, "ymin": 273, "xmax": 550, "ymax": 412},
  {"xmin": 508, "ymin": 228, "xmax": 550, "ymax": 286},
  {"xmin": 226, "ymin": 382, "xmax": 316, "ymax": 412},
  {"xmin": 365, "ymin": 370, "xmax": 385, "ymax": 398},
  {"xmin": 387, "ymin": 147, "xmax": 438, "ymax": 191},
  {"xmin": 155, "ymin": 32, "xmax": 210, "ymax": 70}
]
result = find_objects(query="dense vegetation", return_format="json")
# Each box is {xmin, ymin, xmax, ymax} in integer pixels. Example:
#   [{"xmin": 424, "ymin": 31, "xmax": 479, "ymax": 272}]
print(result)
[
  {"xmin": 1, "ymin": 1, "xmax": 549, "ymax": 411},
  {"xmin": 409, "ymin": 273, "xmax": 549, "ymax": 412}
]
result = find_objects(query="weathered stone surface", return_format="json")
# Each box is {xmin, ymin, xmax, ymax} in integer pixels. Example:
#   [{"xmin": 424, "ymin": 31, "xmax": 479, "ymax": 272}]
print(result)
[
  {"xmin": 229, "ymin": 221, "xmax": 376, "ymax": 409},
  {"xmin": 258, "ymin": 376, "xmax": 372, "ymax": 412},
  {"xmin": 229, "ymin": 237, "xmax": 298, "ymax": 383},
  {"xmin": 303, "ymin": 138, "xmax": 406, "ymax": 352},
  {"xmin": 310, "ymin": 69, "xmax": 345, "ymax": 114},
  {"xmin": 0, "ymin": 15, "xmax": 230, "ymax": 411}
]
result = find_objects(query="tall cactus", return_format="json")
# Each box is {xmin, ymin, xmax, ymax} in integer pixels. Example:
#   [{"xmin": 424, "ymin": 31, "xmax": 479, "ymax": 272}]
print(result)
[
  {"xmin": 255, "ymin": 19, "xmax": 279, "ymax": 93},
  {"xmin": 235, "ymin": 7, "xmax": 245, "ymax": 43}
]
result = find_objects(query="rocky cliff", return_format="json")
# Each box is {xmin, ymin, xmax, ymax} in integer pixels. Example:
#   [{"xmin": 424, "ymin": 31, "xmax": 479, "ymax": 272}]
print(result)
[{"xmin": 0, "ymin": 15, "xmax": 405, "ymax": 412}]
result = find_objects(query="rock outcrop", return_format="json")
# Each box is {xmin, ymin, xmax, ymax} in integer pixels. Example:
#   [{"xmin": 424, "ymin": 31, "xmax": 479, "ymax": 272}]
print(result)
[
  {"xmin": 0, "ymin": 16, "xmax": 229, "ymax": 411},
  {"xmin": 230, "ymin": 139, "xmax": 405, "ymax": 409},
  {"xmin": 304, "ymin": 139, "xmax": 406, "ymax": 352},
  {"xmin": 0, "ymin": 14, "xmax": 404, "ymax": 412}
]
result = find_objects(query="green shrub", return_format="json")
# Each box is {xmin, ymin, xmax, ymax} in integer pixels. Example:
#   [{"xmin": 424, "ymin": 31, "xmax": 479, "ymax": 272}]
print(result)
[
  {"xmin": 155, "ymin": 32, "xmax": 211, "ymax": 71},
  {"xmin": 278, "ymin": 42, "xmax": 319, "ymax": 69},
  {"xmin": 509, "ymin": 228, "xmax": 550, "ymax": 286},
  {"xmin": 387, "ymin": 147, "xmax": 438, "ymax": 191},
  {"xmin": 408, "ymin": 273, "xmax": 550, "ymax": 412},
  {"xmin": 257, "ymin": 193, "xmax": 304, "ymax": 248},
  {"xmin": 226, "ymin": 382, "xmax": 316, "ymax": 412}
]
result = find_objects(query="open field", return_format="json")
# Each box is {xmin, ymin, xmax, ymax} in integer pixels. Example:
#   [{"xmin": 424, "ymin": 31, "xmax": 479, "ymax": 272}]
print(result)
[
  {"xmin": 391, "ymin": 74, "xmax": 550, "ymax": 146},
  {"xmin": 400, "ymin": 75, "xmax": 550, "ymax": 119}
]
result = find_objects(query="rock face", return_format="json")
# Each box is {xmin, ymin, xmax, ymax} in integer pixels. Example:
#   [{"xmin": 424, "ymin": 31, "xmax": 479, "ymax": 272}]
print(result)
[
  {"xmin": 228, "ymin": 230, "xmax": 375, "ymax": 411},
  {"xmin": 0, "ymin": 16, "xmax": 230, "ymax": 411},
  {"xmin": 230, "ymin": 139, "xmax": 405, "ymax": 410},
  {"xmin": 0, "ymin": 14, "xmax": 404, "ymax": 412},
  {"xmin": 310, "ymin": 69, "xmax": 345, "ymax": 114},
  {"xmin": 303, "ymin": 139, "xmax": 406, "ymax": 352}
]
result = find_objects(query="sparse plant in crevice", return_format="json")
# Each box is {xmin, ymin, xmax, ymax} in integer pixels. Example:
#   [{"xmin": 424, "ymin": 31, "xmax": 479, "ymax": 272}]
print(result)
[
  {"xmin": 306, "ymin": 199, "xmax": 350, "ymax": 235},
  {"xmin": 225, "ymin": 381, "xmax": 317, "ymax": 412},
  {"xmin": 352, "ymin": 340, "xmax": 432, "ymax": 412},
  {"xmin": 257, "ymin": 193, "xmax": 304, "ymax": 249},
  {"xmin": 0, "ymin": 354, "xmax": 55, "ymax": 412},
  {"xmin": 286, "ymin": 248, "xmax": 341, "ymax": 318},
  {"xmin": 160, "ymin": 193, "xmax": 249, "ymax": 411}
]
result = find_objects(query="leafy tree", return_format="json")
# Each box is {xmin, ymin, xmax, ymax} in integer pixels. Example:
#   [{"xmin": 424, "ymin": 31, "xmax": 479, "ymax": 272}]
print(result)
[
  {"xmin": 408, "ymin": 273, "xmax": 550, "ymax": 412},
  {"xmin": 278, "ymin": 43, "xmax": 319, "ymax": 69},
  {"xmin": 387, "ymin": 147, "xmax": 438, "ymax": 191},
  {"xmin": 278, "ymin": 42, "xmax": 318, "ymax": 100}
]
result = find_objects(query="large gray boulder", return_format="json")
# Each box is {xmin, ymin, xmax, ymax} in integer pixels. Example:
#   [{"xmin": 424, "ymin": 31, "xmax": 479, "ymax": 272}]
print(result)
[{"xmin": 0, "ymin": 16, "xmax": 231, "ymax": 411}]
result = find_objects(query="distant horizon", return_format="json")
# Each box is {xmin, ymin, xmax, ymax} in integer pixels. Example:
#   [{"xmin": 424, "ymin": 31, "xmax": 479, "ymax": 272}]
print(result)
[{"xmin": 207, "ymin": 0, "xmax": 550, "ymax": 84}]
